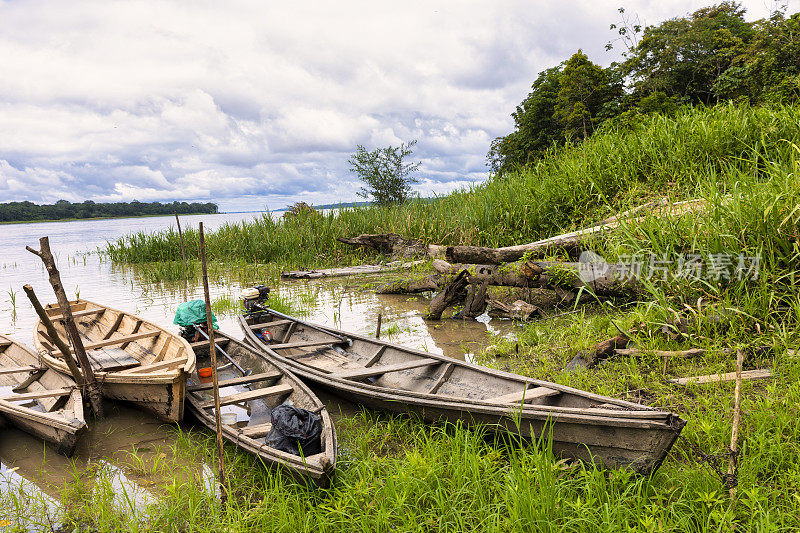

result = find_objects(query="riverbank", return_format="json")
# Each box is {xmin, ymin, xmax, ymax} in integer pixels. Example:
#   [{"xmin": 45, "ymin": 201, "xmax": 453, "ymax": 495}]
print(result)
[{"xmin": 6, "ymin": 103, "xmax": 800, "ymax": 531}]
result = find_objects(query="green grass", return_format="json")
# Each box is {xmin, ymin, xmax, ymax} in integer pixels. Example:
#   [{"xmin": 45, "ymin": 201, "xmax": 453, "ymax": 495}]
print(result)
[
  {"xmin": 3, "ymin": 394, "xmax": 800, "ymax": 532},
  {"xmin": 33, "ymin": 101, "xmax": 799, "ymax": 530},
  {"xmin": 105, "ymin": 104, "xmax": 800, "ymax": 269}
]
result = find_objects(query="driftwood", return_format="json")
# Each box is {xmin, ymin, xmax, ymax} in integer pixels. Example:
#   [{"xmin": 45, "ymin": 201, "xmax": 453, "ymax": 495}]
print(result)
[
  {"xmin": 444, "ymin": 198, "xmax": 708, "ymax": 264},
  {"xmin": 454, "ymin": 281, "xmax": 489, "ymax": 320},
  {"xmin": 456, "ymin": 260, "xmax": 639, "ymax": 297},
  {"xmin": 282, "ymin": 260, "xmax": 424, "ymax": 280},
  {"xmin": 668, "ymin": 368, "xmax": 772, "ymax": 386},
  {"xmin": 486, "ymin": 299, "xmax": 544, "ymax": 321},
  {"xmin": 567, "ymin": 334, "xmax": 631, "ymax": 369},
  {"xmin": 23, "ymin": 284, "xmax": 85, "ymax": 389},
  {"xmin": 337, "ymin": 233, "xmax": 446, "ymax": 259},
  {"xmin": 425, "ymin": 270, "xmax": 471, "ymax": 320},
  {"xmin": 376, "ymin": 274, "xmax": 442, "ymax": 294},
  {"xmin": 26, "ymin": 237, "xmax": 103, "ymax": 417}
]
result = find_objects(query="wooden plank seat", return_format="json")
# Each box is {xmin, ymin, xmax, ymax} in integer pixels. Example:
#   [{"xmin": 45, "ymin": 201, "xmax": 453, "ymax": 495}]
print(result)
[
  {"xmin": 190, "ymin": 338, "xmax": 230, "ymax": 349},
  {"xmin": 48, "ymin": 330, "xmax": 161, "ymax": 358},
  {"xmin": 332, "ymin": 358, "xmax": 440, "ymax": 381},
  {"xmin": 485, "ymin": 386, "xmax": 561, "ymax": 404},
  {"xmin": 0, "ymin": 388, "xmax": 73, "ymax": 403},
  {"xmin": 86, "ymin": 347, "xmax": 140, "ymax": 372},
  {"xmin": 188, "ymin": 371, "xmax": 282, "ymax": 392},
  {"xmin": 46, "ymin": 308, "xmax": 105, "ymax": 321},
  {"xmin": 199, "ymin": 384, "xmax": 293, "ymax": 409},
  {"xmin": 248, "ymin": 319, "xmax": 293, "ymax": 330},
  {"xmin": 0, "ymin": 365, "xmax": 43, "ymax": 376},
  {"xmin": 239, "ymin": 423, "xmax": 273, "ymax": 438},
  {"xmin": 119, "ymin": 356, "xmax": 188, "ymax": 374},
  {"xmin": 269, "ymin": 340, "xmax": 345, "ymax": 350}
]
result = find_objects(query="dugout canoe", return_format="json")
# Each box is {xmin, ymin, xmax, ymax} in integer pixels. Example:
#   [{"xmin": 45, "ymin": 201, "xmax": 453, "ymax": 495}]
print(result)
[
  {"xmin": 239, "ymin": 308, "xmax": 686, "ymax": 475},
  {"xmin": 34, "ymin": 300, "xmax": 195, "ymax": 423},
  {"xmin": 187, "ymin": 330, "xmax": 336, "ymax": 486},
  {"xmin": 0, "ymin": 334, "xmax": 86, "ymax": 455}
]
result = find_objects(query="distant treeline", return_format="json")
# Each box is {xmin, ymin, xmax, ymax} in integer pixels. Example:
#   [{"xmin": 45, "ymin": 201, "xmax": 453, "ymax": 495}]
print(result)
[
  {"xmin": 490, "ymin": 3, "xmax": 800, "ymax": 173},
  {"xmin": 0, "ymin": 200, "xmax": 218, "ymax": 223}
]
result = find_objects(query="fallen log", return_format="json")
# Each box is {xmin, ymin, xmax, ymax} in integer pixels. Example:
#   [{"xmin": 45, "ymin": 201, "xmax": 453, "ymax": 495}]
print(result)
[
  {"xmin": 337, "ymin": 234, "xmax": 446, "ymax": 259},
  {"xmin": 669, "ymin": 368, "xmax": 772, "ymax": 386},
  {"xmin": 425, "ymin": 270, "xmax": 471, "ymax": 320},
  {"xmin": 445, "ymin": 198, "xmax": 708, "ymax": 264},
  {"xmin": 454, "ymin": 280, "xmax": 489, "ymax": 320},
  {"xmin": 376, "ymin": 274, "xmax": 442, "ymax": 294},
  {"xmin": 282, "ymin": 260, "xmax": 424, "ymax": 279},
  {"xmin": 486, "ymin": 299, "xmax": 544, "ymax": 321},
  {"xmin": 567, "ymin": 334, "xmax": 631, "ymax": 369}
]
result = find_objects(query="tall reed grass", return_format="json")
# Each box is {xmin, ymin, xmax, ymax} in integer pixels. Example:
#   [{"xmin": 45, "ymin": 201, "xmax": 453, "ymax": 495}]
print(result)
[{"xmin": 105, "ymin": 104, "xmax": 800, "ymax": 269}]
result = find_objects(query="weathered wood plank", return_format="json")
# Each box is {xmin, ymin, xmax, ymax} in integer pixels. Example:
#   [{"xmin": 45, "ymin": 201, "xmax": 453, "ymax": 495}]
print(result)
[
  {"xmin": 427, "ymin": 362, "xmax": 455, "ymax": 394},
  {"xmin": 669, "ymin": 368, "xmax": 773, "ymax": 386},
  {"xmin": 332, "ymin": 358, "xmax": 439, "ymax": 380},
  {"xmin": 240, "ymin": 423, "xmax": 273, "ymax": 438},
  {"xmin": 0, "ymin": 365, "xmax": 42, "ymax": 376},
  {"xmin": 188, "ymin": 371, "xmax": 282, "ymax": 392},
  {"xmin": 84, "ymin": 330, "xmax": 160, "ymax": 350},
  {"xmin": 199, "ymin": 384, "xmax": 293, "ymax": 409},
  {"xmin": 47, "ymin": 308, "xmax": 105, "ymax": 321},
  {"xmin": 248, "ymin": 319, "xmax": 292, "ymax": 330},
  {"xmin": 0, "ymin": 388, "xmax": 72, "ymax": 403},
  {"xmin": 120, "ymin": 357, "xmax": 187, "ymax": 374},
  {"xmin": 269, "ymin": 340, "xmax": 342, "ymax": 350},
  {"xmin": 486, "ymin": 386, "xmax": 560, "ymax": 404}
]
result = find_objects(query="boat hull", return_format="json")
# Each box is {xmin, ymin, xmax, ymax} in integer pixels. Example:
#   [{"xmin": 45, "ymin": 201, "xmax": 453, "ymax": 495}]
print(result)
[
  {"xmin": 187, "ymin": 331, "xmax": 337, "ymax": 486},
  {"xmin": 239, "ymin": 310, "xmax": 685, "ymax": 475}
]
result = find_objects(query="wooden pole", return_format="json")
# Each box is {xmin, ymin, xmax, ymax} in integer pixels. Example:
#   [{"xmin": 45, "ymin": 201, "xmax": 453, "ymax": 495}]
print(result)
[
  {"xmin": 175, "ymin": 213, "xmax": 187, "ymax": 264},
  {"xmin": 728, "ymin": 348, "xmax": 744, "ymax": 503},
  {"xmin": 23, "ymin": 284, "xmax": 85, "ymax": 389},
  {"xmin": 376, "ymin": 312, "xmax": 382, "ymax": 339},
  {"xmin": 26, "ymin": 237, "xmax": 103, "ymax": 418},
  {"xmin": 199, "ymin": 222, "xmax": 227, "ymax": 505}
]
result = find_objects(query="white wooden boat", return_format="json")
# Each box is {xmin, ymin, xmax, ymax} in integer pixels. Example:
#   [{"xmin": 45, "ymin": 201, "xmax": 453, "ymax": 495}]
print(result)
[
  {"xmin": 0, "ymin": 334, "xmax": 86, "ymax": 455},
  {"xmin": 239, "ymin": 309, "xmax": 686, "ymax": 474},
  {"xmin": 34, "ymin": 300, "xmax": 195, "ymax": 422},
  {"xmin": 188, "ymin": 330, "xmax": 336, "ymax": 486}
]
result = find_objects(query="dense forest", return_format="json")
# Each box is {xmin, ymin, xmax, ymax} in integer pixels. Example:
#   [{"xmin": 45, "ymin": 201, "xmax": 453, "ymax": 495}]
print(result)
[
  {"xmin": 0, "ymin": 199, "xmax": 218, "ymax": 223},
  {"xmin": 489, "ymin": 2, "xmax": 800, "ymax": 173}
]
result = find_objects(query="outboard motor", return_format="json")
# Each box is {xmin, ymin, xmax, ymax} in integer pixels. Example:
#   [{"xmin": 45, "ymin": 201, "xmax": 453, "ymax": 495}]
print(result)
[{"xmin": 242, "ymin": 285, "xmax": 270, "ymax": 313}]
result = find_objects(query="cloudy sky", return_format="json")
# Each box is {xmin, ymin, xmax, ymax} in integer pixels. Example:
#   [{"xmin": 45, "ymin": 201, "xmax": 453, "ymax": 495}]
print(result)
[{"xmin": 0, "ymin": 1, "xmax": 793, "ymax": 212}]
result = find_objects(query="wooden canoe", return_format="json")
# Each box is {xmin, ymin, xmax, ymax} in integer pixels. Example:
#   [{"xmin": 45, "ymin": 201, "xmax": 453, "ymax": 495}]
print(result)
[
  {"xmin": 0, "ymin": 334, "xmax": 86, "ymax": 456},
  {"xmin": 187, "ymin": 330, "xmax": 336, "ymax": 486},
  {"xmin": 239, "ymin": 309, "xmax": 687, "ymax": 475},
  {"xmin": 33, "ymin": 299, "xmax": 195, "ymax": 423}
]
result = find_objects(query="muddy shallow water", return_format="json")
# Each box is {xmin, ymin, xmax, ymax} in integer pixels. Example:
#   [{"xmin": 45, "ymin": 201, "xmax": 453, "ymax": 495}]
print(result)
[{"xmin": 0, "ymin": 214, "xmax": 517, "ymax": 518}]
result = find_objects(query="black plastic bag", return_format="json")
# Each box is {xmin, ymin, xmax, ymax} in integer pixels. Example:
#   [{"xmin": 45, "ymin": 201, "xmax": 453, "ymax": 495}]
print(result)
[{"xmin": 266, "ymin": 404, "xmax": 323, "ymax": 456}]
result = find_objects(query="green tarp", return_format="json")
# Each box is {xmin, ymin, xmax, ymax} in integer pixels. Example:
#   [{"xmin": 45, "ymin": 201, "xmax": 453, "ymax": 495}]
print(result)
[{"xmin": 174, "ymin": 299, "xmax": 218, "ymax": 329}]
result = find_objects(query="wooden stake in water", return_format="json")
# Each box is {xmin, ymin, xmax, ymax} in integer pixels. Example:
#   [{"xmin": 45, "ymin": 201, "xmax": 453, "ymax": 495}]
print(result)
[
  {"xmin": 376, "ymin": 311, "xmax": 382, "ymax": 339},
  {"xmin": 728, "ymin": 348, "xmax": 744, "ymax": 503},
  {"xmin": 26, "ymin": 237, "xmax": 103, "ymax": 418},
  {"xmin": 199, "ymin": 222, "xmax": 227, "ymax": 505},
  {"xmin": 175, "ymin": 213, "xmax": 187, "ymax": 264}
]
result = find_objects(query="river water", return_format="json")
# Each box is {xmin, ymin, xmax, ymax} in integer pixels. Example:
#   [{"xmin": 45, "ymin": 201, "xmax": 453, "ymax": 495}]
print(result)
[{"xmin": 0, "ymin": 213, "xmax": 514, "ymax": 525}]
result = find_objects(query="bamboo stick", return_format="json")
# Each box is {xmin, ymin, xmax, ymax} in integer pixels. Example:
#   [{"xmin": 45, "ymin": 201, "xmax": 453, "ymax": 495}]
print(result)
[
  {"xmin": 175, "ymin": 213, "xmax": 187, "ymax": 264},
  {"xmin": 26, "ymin": 238, "xmax": 103, "ymax": 418},
  {"xmin": 199, "ymin": 222, "xmax": 227, "ymax": 504},
  {"xmin": 729, "ymin": 349, "xmax": 744, "ymax": 503}
]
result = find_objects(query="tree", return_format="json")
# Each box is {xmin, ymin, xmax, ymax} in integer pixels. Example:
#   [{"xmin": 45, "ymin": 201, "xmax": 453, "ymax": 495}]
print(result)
[
  {"xmin": 349, "ymin": 141, "xmax": 421, "ymax": 207},
  {"xmin": 554, "ymin": 51, "xmax": 622, "ymax": 140},
  {"xmin": 621, "ymin": 2, "xmax": 755, "ymax": 105}
]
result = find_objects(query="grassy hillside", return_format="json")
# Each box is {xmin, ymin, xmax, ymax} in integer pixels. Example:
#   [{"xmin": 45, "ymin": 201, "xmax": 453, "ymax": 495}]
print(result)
[{"xmin": 106, "ymin": 104, "xmax": 800, "ymax": 268}]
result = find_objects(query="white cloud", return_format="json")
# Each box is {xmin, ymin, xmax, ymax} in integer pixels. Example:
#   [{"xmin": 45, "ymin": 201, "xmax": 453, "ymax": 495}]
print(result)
[{"xmin": 0, "ymin": 0, "xmax": 792, "ymax": 211}]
